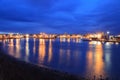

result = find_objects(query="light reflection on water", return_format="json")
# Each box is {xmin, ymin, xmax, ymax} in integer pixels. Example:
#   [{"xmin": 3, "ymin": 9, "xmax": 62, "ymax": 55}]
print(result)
[
  {"xmin": 2, "ymin": 38, "xmax": 120, "ymax": 78},
  {"xmin": 15, "ymin": 39, "xmax": 21, "ymax": 58},
  {"xmin": 86, "ymin": 42, "xmax": 105, "ymax": 77},
  {"xmin": 48, "ymin": 39, "xmax": 52, "ymax": 62},
  {"xmin": 33, "ymin": 38, "xmax": 36, "ymax": 54},
  {"xmin": 26, "ymin": 38, "xmax": 29, "ymax": 56},
  {"xmin": 38, "ymin": 39, "xmax": 46, "ymax": 63}
]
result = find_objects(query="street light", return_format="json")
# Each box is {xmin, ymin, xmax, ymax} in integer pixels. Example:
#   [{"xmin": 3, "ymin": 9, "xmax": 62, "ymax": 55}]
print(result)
[
  {"xmin": 107, "ymin": 31, "xmax": 110, "ymax": 40},
  {"xmin": 107, "ymin": 31, "xmax": 110, "ymax": 34}
]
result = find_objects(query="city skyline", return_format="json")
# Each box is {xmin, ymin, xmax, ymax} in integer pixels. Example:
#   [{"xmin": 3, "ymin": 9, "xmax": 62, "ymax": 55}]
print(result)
[{"xmin": 0, "ymin": 0, "xmax": 120, "ymax": 34}]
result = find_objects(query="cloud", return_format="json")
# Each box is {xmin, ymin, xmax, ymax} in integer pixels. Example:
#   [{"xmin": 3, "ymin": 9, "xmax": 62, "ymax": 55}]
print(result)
[{"xmin": 0, "ymin": 0, "xmax": 120, "ymax": 34}]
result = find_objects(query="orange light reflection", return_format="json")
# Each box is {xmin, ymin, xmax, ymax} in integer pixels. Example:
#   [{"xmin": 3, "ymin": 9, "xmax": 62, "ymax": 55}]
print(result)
[
  {"xmin": 86, "ymin": 42, "xmax": 105, "ymax": 77},
  {"xmin": 38, "ymin": 39, "xmax": 46, "ymax": 63}
]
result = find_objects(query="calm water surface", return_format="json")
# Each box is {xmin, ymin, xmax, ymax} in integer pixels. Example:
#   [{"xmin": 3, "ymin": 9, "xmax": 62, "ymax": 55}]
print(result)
[{"xmin": 1, "ymin": 38, "xmax": 120, "ymax": 78}]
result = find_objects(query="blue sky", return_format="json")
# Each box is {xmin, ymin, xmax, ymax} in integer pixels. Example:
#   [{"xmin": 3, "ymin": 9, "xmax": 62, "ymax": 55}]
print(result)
[{"xmin": 0, "ymin": 0, "xmax": 120, "ymax": 34}]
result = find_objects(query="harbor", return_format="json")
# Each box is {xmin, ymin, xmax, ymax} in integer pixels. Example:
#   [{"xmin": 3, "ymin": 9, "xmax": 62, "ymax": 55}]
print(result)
[
  {"xmin": 1, "ymin": 35, "xmax": 120, "ymax": 79},
  {"xmin": 0, "ymin": 32, "xmax": 120, "ymax": 44}
]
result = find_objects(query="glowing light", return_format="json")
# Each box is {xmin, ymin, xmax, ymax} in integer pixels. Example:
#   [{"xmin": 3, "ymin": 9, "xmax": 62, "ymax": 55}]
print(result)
[
  {"xmin": 105, "ymin": 42, "xmax": 110, "ymax": 46},
  {"xmin": 33, "ymin": 34, "xmax": 37, "ymax": 38},
  {"xmin": 0, "ymin": 34, "xmax": 3, "ymax": 39},
  {"xmin": 89, "ymin": 41, "xmax": 101, "ymax": 45},
  {"xmin": 25, "ymin": 34, "xmax": 29, "ymax": 38},
  {"xmin": 97, "ymin": 42, "xmax": 101, "ymax": 45},
  {"xmin": 106, "ymin": 42, "xmax": 113, "ymax": 46},
  {"xmin": 115, "ymin": 42, "xmax": 119, "ymax": 45},
  {"xmin": 107, "ymin": 31, "xmax": 110, "ymax": 34},
  {"xmin": 97, "ymin": 34, "xmax": 102, "ymax": 39},
  {"xmin": 9, "ymin": 33, "xmax": 13, "ymax": 38},
  {"xmin": 89, "ymin": 41, "xmax": 97, "ymax": 45}
]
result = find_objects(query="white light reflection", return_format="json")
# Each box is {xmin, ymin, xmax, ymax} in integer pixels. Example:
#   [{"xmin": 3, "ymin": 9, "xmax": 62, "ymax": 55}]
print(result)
[
  {"xmin": 33, "ymin": 38, "xmax": 36, "ymax": 54},
  {"xmin": 25, "ymin": 38, "xmax": 29, "ymax": 56},
  {"xmin": 59, "ymin": 48, "xmax": 65, "ymax": 65},
  {"xmin": 104, "ymin": 42, "xmax": 112, "ymax": 70},
  {"xmin": 67, "ymin": 38, "xmax": 70, "ymax": 43},
  {"xmin": 8, "ymin": 39, "xmax": 14, "ymax": 56},
  {"xmin": 48, "ymin": 39, "xmax": 53, "ymax": 62},
  {"xmin": 105, "ymin": 42, "xmax": 113, "ymax": 48},
  {"xmin": 60, "ymin": 38, "xmax": 66, "ymax": 42},
  {"xmin": 89, "ymin": 41, "xmax": 101, "ymax": 45},
  {"xmin": 15, "ymin": 39, "xmax": 21, "ymax": 58},
  {"xmin": 115, "ymin": 42, "xmax": 119, "ymax": 45}
]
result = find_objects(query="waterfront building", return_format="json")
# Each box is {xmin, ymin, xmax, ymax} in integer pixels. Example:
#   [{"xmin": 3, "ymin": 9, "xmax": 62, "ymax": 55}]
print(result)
[
  {"xmin": 115, "ymin": 35, "xmax": 120, "ymax": 41},
  {"xmin": 0, "ymin": 34, "xmax": 3, "ymax": 39}
]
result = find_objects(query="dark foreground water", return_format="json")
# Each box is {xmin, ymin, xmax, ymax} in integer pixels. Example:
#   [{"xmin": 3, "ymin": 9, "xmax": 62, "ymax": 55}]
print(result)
[{"xmin": 1, "ymin": 38, "xmax": 120, "ymax": 78}]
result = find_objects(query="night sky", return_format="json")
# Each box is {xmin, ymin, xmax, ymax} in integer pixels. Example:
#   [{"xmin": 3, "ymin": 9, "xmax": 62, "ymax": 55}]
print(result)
[{"xmin": 0, "ymin": 0, "xmax": 120, "ymax": 34}]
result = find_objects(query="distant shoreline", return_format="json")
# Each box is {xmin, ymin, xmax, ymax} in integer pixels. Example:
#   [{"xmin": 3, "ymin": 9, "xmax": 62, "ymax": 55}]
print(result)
[{"xmin": 0, "ymin": 43, "xmax": 81, "ymax": 80}]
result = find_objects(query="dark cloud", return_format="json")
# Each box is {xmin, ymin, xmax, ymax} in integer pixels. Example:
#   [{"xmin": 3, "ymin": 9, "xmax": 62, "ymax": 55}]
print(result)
[{"xmin": 0, "ymin": 0, "xmax": 120, "ymax": 34}]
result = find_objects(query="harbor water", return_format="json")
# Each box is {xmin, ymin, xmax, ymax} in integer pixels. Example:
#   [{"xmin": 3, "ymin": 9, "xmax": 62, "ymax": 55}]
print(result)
[{"xmin": 1, "ymin": 38, "xmax": 120, "ymax": 78}]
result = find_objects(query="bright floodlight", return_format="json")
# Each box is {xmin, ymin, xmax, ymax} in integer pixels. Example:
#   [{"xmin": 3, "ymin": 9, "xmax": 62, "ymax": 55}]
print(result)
[{"xmin": 107, "ymin": 31, "xmax": 110, "ymax": 34}]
